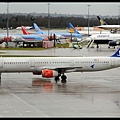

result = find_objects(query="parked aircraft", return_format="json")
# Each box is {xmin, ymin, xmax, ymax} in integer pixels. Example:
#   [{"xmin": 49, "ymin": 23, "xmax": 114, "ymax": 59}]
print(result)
[
  {"xmin": 85, "ymin": 33, "xmax": 120, "ymax": 48},
  {"xmin": 0, "ymin": 34, "xmax": 25, "ymax": 45},
  {"xmin": 33, "ymin": 22, "xmax": 83, "ymax": 42},
  {"xmin": 20, "ymin": 34, "xmax": 48, "ymax": 42},
  {"xmin": 21, "ymin": 25, "xmax": 56, "ymax": 41},
  {"xmin": 68, "ymin": 22, "xmax": 110, "ymax": 36},
  {"xmin": 0, "ymin": 48, "xmax": 120, "ymax": 83},
  {"xmin": 0, "ymin": 33, "xmax": 47, "ymax": 44},
  {"xmin": 96, "ymin": 15, "xmax": 120, "ymax": 33}
]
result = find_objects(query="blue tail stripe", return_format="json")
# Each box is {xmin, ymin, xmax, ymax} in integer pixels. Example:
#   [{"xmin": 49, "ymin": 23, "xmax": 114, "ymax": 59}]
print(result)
[{"xmin": 111, "ymin": 48, "xmax": 120, "ymax": 57}]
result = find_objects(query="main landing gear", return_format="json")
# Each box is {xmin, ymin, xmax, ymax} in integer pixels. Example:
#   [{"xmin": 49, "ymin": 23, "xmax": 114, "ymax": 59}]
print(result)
[
  {"xmin": 54, "ymin": 74, "xmax": 67, "ymax": 83},
  {"xmin": 96, "ymin": 44, "xmax": 99, "ymax": 48},
  {"xmin": 0, "ymin": 73, "xmax": 1, "ymax": 85}
]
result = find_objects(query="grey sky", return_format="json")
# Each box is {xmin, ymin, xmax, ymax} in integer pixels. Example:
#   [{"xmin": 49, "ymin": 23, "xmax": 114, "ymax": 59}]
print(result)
[{"xmin": 0, "ymin": 2, "xmax": 120, "ymax": 16}]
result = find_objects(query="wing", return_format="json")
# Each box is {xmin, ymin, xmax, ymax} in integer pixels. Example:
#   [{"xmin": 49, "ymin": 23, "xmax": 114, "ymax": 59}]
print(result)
[{"xmin": 36, "ymin": 66, "xmax": 83, "ymax": 74}]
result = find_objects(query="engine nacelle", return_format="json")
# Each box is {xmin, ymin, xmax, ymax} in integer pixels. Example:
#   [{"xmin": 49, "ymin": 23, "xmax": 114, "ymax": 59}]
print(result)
[
  {"xmin": 109, "ymin": 41, "xmax": 118, "ymax": 46},
  {"xmin": 41, "ymin": 69, "xmax": 58, "ymax": 78}
]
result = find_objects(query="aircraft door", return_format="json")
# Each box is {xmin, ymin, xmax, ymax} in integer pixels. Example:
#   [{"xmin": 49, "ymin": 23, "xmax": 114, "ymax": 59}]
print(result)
[
  {"xmin": 30, "ymin": 59, "xmax": 35, "ymax": 69},
  {"xmin": 0, "ymin": 59, "xmax": 3, "ymax": 68},
  {"xmin": 70, "ymin": 60, "xmax": 74, "ymax": 66},
  {"xmin": 111, "ymin": 58, "xmax": 115, "ymax": 67}
]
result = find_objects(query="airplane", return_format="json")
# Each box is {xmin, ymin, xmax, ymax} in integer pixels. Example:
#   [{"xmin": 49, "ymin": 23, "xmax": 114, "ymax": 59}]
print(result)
[
  {"xmin": 58, "ymin": 22, "xmax": 84, "ymax": 42},
  {"xmin": 0, "ymin": 47, "xmax": 120, "ymax": 84},
  {"xmin": 21, "ymin": 25, "xmax": 56, "ymax": 41},
  {"xmin": 0, "ymin": 34, "xmax": 25, "ymax": 46},
  {"xmin": 33, "ymin": 22, "xmax": 84, "ymax": 42},
  {"xmin": 0, "ymin": 33, "xmax": 48, "ymax": 48},
  {"xmin": 96, "ymin": 15, "xmax": 120, "ymax": 33},
  {"xmin": 19, "ymin": 34, "xmax": 48, "ymax": 42},
  {"xmin": 0, "ymin": 33, "xmax": 48, "ymax": 44},
  {"xmin": 68, "ymin": 22, "xmax": 111, "ymax": 36},
  {"xmin": 85, "ymin": 33, "xmax": 120, "ymax": 48},
  {"xmin": 21, "ymin": 23, "xmax": 63, "ymax": 41}
]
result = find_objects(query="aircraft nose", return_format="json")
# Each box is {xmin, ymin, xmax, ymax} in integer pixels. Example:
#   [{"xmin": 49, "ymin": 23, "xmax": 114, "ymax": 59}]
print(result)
[{"xmin": 86, "ymin": 37, "xmax": 92, "ymax": 42}]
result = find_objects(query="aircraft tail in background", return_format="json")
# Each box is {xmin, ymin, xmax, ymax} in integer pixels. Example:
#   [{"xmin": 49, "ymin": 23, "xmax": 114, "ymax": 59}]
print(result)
[
  {"xmin": 33, "ymin": 23, "xmax": 44, "ymax": 34},
  {"xmin": 68, "ymin": 22, "xmax": 80, "ymax": 34},
  {"xmin": 111, "ymin": 48, "xmax": 120, "ymax": 57},
  {"xmin": 97, "ymin": 16, "xmax": 108, "ymax": 25},
  {"xmin": 21, "ymin": 26, "xmax": 31, "ymax": 34}
]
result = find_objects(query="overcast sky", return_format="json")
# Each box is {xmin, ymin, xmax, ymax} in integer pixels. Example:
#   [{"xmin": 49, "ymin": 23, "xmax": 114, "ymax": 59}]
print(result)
[{"xmin": 0, "ymin": 2, "xmax": 120, "ymax": 16}]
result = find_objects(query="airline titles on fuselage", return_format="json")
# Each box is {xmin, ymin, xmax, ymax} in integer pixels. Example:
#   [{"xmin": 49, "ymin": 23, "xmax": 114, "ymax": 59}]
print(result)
[{"xmin": 97, "ymin": 35, "xmax": 110, "ymax": 38}]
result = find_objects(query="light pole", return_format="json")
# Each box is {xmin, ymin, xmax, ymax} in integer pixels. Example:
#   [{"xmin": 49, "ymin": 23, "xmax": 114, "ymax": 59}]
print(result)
[
  {"xmin": 87, "ymin": 4, "xmax": 91, "ymax": 37},
  {"xmin": 118, "ymin": 6, "xmax": 120, "ymax": 25},
  {"xmin": 47, "ymin": 2, "xmax": 50, "ymax": 40},
  {"xmin": 6, "ymin": 2, "xmax": 9, "ymax": 47}
]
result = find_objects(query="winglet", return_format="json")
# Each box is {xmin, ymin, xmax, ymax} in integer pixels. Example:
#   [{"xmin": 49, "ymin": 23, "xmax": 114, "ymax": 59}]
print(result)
[{"xmin": 111, "ymin": 48, "xmax": 120, "ymax": 57}]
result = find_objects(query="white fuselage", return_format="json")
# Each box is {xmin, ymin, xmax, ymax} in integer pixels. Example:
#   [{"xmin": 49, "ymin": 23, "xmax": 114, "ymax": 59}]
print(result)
[
  {"xmin": 86, "ymin": 34, "xmax": 120, "ymax": 41},
  {"xmin": 90, "ymin": 34, "xmax": 120, "ymax": 40},
  {"xmin": 0, "ymin": 56, "xmax": 119, "ymax": 73},
  {"xmin": 97, "ymin": 25, "xmax": 120, "ymax": 30}
]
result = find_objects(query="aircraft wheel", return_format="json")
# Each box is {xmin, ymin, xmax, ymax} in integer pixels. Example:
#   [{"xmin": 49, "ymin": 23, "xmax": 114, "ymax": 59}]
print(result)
[
  {"xmin": 97, "ymin": 45, "xmax": 99, "ymax": 48},
  {"xmin": 54, "ymin": 76, "xmax": 60, "ymax": 83},
  {"xmin": 61, "ymin": 79, "xmax": 67, "ymax": 83},
  {"xmin": 61, "ymin": 75, "xmax": 67, "ymax": 83}
]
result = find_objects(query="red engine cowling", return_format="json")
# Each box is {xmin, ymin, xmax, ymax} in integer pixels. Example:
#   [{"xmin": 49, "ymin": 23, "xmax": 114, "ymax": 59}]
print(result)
[
  {"xmin": 33, "ymin": 71, "xmax": 42, "ymax": 75},
  {"xmin": 41, "ymin": 69, "xmax": 58, "ymax": 78}
]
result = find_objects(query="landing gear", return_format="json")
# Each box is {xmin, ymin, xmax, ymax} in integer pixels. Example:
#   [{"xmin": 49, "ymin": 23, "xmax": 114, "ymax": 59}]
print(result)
[
  {"xmin": 0, "ymin": 73, "xmax": 1, "ymax": 85},
  {"xmin": 54, "ymin": 76, "xmax": 60, "ymax": 83},
  {"xmin": 97, "ymin": 44, "xmax": 99, "ymax": 48},
  {"xmin": 61, "ymin": 74, "xmax": 67, "ymax": 83},
  {"xmin": 54, "ymin": 74, "xmax": 67, "ymax": 83}
]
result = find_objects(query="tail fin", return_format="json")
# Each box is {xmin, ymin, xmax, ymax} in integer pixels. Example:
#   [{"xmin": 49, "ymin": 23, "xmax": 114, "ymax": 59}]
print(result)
[
  {"xmin": 33, "ymin": 23, "xmax": 44, "ymax": 34},
  {"xmin": 21, "ymin": 26, "xmax": 31, "ymax": 34},
  {"xmin": 111, "ymin": 48, "xmax": 120, "ymax": 57},
  {"xmin": 97, "ymin": 16, "xmax": 108, "ymax": 25},
  {"xmin": 68, "ymin": 22, "xmax": 80, "ymax": 34}
]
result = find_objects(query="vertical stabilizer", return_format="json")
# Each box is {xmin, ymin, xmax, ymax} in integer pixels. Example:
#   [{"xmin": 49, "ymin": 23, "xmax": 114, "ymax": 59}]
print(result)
[
  {"xmin": 21, "ymin": 26, "xmax": 31, "ymax": 34},
  {"xmin": 33, "ymin": 23, "xmax": 44, "ymax": 34},
  {"xmin": 97, "ymin": 16, "xmax": 108, "ymax": 25},
  {"xmin": 68, "ymin": 22, "xmax": 80, "ymax": 34}
]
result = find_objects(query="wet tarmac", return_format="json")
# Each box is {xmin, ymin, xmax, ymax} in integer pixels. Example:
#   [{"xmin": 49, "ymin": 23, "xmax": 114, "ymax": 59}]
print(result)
[
  {"xmin": 0, "ymin": 28, "xmax": 120, "ymax": 118},
  {"xmin": 0, "ymin": 45, "xmax": 120, "ymax": 117},
  {"xmin": 0, "ymin": 44, "xmax": 119, "ymax": 57}
]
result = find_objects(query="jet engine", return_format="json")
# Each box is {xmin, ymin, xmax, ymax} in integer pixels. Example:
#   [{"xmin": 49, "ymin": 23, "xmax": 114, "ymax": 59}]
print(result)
[
  {"xmin": 108, "ymin": 41, "xmax": 119, "ymax": 47},
  {"xmin": 41, "ymin": 69, "xmax": 58, "ymax": 78}
]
